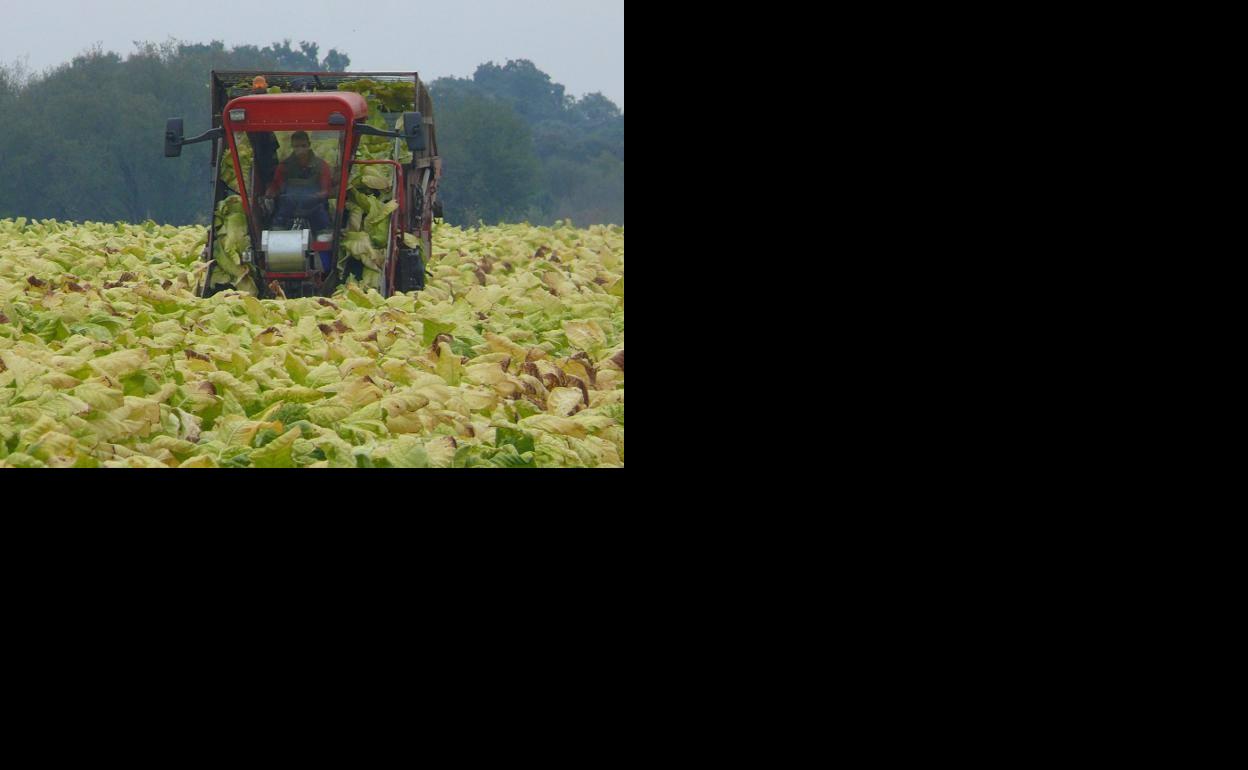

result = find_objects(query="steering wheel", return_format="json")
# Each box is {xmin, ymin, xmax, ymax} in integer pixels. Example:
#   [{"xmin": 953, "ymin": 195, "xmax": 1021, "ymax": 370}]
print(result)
[{"xmin": 281, "ymin": 187, "xmax": 327, "ymax": 218}]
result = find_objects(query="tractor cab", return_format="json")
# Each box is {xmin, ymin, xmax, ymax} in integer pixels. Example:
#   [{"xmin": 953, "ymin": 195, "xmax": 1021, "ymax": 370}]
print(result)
[
  {"xmin": 163, "ymin": 71, "xmax": 442, "ymax": 300},
  {"xmin": 220, "ymin": 92, "xmax": 362, "ymax": 286}
]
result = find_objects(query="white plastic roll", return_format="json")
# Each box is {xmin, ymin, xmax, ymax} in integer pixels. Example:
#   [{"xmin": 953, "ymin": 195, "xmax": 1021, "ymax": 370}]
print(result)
[{"xmin": 261, "ymin": 230, "xmax": 309, "ymax": 272}]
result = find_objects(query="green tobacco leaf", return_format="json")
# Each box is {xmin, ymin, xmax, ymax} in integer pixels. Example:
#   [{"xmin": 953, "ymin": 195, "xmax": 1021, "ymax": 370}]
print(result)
[
  {"xmin": 494, "ymin": 426, "xmax": 535, "ymax": 455},
  {"xmin": 421, "ymin": 318, "xmax": 456, "ymax": 347},
  {"xmin": 490, "ymin": 443, "xmax": 536, "ymax": 468},
  {"xmin": 271, "ymin": 402, "xmax": 310, "ymax": 426},
  {"xmin": 381, "ymin": 436, "xmax": 429, "ymax": 468},
  {"xmin": 251, "ymin": 427, "xmax": 300, "ymax": 468}
]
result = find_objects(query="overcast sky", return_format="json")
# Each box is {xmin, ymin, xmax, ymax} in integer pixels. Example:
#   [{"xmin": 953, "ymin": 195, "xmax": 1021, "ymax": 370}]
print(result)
[{"xmin": 2, "ymin": 0, "xmax": 624, "ymax": 108}]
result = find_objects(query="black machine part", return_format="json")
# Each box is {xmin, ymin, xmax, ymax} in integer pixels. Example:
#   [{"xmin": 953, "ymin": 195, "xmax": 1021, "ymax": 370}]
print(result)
[
  {"xmin": 355, "ymin": 111, "xmax": 425, "ymax": 152},
  {"xmin": 396, "ymin": 247, "xmax": 426, "ymax": 292}
]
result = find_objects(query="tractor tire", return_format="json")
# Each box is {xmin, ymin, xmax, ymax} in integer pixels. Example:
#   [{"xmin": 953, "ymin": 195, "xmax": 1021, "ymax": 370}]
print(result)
[{"xmin": 396, "ymin": 247, "xmax": 426, "ymax": 293}]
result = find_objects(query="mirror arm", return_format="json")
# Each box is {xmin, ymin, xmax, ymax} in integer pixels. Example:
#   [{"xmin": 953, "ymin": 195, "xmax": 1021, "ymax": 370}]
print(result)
[
  {"xmin": 354, "ymin": 124, "xmax": 403, "ymax": 140},
  {"xmin": 176, "ymin": 126, "xmax": 225, "ymax": 147}
]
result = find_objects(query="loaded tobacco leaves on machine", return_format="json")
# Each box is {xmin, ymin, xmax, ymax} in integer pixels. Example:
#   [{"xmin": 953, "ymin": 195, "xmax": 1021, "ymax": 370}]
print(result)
[
  {"xmin": 213, "ymin": 113, "xmax": 257, "ymax": 295},
  {"xmin": 337, "ymin": 83, "xmax": 416, "ymax": 292},
  {"xmin": 337, "ymin": 79, "xmax": 417, "ymax": 113},
  {"xmin": 212, "ymin": 196, "xmax": 258, "ymax": 296}
]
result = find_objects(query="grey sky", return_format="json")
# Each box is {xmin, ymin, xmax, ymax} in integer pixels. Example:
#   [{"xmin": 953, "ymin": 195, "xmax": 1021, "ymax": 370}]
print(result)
[{"xmin": 2, "ymin": 0, "xmax": 624, "ymax": 108}]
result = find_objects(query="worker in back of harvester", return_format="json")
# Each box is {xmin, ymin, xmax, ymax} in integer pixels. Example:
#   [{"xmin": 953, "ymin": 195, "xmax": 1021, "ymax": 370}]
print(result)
[
  {"xmin": 247, "ymin": 76, "xmax": 280, "ymax": 199},
  {"xmin": 263, "ymin": 130, "xmax": 333, "ymax": 236}
]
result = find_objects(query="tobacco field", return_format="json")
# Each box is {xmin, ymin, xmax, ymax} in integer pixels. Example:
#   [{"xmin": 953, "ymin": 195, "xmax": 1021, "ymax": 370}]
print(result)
[{"xmin": 0, "ymin": 218, "xmax": 623, "ymax": 467}]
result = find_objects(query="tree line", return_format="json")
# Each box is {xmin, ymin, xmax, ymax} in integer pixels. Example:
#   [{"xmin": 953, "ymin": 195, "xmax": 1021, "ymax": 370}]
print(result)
[{"xmin": 0, "ymin": 42, "xmax": 623, "ymax": 228}]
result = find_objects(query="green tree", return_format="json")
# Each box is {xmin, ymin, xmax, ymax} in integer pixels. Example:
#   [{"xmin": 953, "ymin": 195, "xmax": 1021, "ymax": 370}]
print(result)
[
  {"xmin": 433, "ymin": 91, "xmax": 542, "ymax": 225},
  {"xmin": 431, "ymin": 60, "xmax": 624, "ymax": 226},
  {"xmin": 322, "ymin": 49, "xmax": 351, "ymax": 72},
  {"xmin": 470, "ymin": 59, "xmax": 567, "ymax": 123}
]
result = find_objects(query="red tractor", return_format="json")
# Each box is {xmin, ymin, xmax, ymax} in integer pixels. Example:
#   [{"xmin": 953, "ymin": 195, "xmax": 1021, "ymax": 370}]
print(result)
[{"xmin": 164, "ymin": 71, "xmax": 442, "ymax": 299}]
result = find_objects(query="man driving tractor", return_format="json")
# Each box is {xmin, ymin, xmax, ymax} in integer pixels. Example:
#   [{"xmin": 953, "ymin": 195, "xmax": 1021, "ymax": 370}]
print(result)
[{"xmin": 263, "ymin": 130, "xmax": 333, "ymax": 234}]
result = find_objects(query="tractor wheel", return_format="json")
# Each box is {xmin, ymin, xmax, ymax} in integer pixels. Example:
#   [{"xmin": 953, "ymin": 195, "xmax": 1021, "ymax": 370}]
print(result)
[{"xmin": 395, "ymin": 245, "xmax": 426, "ymax": 293}]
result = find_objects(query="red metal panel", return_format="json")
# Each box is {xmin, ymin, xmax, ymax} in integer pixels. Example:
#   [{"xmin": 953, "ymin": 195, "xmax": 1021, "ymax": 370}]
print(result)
[{"xmin": 222, "ymin": 92, "xmax": 370, "ymax": 130}]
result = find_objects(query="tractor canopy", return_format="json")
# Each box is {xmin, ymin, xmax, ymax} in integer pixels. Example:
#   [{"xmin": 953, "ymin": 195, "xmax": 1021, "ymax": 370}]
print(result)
[
  {"xmin": 222, "ymin": 91, "xmax": 369, "ymax": 130},
  {"xmin": 220, "ymin": 92, "xmax": 370, "ymax": 241}
]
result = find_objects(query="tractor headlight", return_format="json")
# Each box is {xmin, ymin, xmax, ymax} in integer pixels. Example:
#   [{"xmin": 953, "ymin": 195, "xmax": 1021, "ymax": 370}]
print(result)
[{"xmin": 229, "ymin": 109, "xmax": 246, "ymax": 122}]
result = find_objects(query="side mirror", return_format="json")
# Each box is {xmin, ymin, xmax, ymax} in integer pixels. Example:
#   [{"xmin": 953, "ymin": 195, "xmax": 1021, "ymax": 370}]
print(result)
[
  {"xmin": 164, "ymin": 118, "xmax": 184, "ymax": 158},
  {"xmin": 403, "ymin": 111, "xmax": 426, "ymax": 152}
]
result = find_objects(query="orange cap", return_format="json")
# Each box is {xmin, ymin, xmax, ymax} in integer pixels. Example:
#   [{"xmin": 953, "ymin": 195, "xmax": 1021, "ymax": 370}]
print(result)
[{"xmin": 253, "ymin": 75, "xmax": 268, "ymax": 89}]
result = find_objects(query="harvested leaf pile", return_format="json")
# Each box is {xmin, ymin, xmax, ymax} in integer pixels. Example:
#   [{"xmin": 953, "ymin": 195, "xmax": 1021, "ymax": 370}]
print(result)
[{"xmin": 0, "ymin": 218, "xmax": 623, "ymax": 467}]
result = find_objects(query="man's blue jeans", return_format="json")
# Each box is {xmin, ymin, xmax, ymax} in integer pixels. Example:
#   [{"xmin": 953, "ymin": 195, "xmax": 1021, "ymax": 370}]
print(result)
[{"xmin": 274, "ymin": 195, "xmax": 331, "ymax": 235}]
